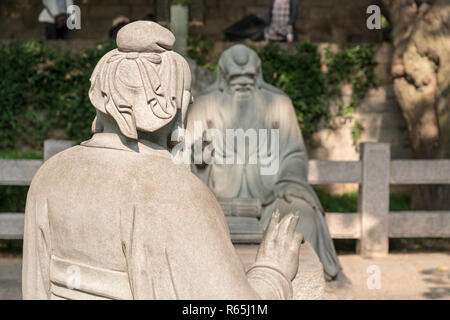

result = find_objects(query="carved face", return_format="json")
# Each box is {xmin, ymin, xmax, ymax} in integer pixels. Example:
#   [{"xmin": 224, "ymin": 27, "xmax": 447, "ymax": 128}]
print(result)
[
  {"xmin": 229, "ymin": 74, "xmax": 256, "ymax": 98},
  {"xmin": 218, "ymin": 45, "xmax": 262, "ymax": 98}
]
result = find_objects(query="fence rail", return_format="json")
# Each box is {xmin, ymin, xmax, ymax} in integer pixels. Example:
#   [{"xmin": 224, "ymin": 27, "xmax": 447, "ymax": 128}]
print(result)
[{"xmin": 1, "ymin": 140, "xmax": 449, "ymax": 257}]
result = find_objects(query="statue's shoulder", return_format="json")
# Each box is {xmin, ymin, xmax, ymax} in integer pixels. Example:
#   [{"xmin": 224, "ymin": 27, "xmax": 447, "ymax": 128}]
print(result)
[
  {"xmin": 28, "ymin": 145, "xmax": 83, "ymax": 193},
  {"xmin": 33, "ymin": 145, "xmax": 81, "ymax": 174},
  {"xmin": 261, "ymin": 87, "xmax": 295, "ymax": 109}
]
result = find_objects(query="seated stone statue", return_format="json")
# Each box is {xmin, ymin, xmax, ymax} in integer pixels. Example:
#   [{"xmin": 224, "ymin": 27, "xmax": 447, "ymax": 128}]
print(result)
[
  {"xmin": 186, "ymin": 44, "xmax": 342, "ymax": 280},
  {"xmin": 22, "ymin": 21, "xmax": 308, "ymax": 300}
]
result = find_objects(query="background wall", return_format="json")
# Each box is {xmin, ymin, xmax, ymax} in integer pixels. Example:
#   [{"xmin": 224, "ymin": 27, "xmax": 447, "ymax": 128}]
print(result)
[{"xmin": 0, "ymin": 0, "xmax": 381, "ymax": 43}]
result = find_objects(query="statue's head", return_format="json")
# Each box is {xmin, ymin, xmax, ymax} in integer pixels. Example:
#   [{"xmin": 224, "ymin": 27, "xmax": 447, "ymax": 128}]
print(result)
[
  {"xmin": 89, "ymin": 21, "xmax": 192, "ymax": 140},
  {"xmin": 215, "ymin": 45, "xmax": 264, "ymax": 98}
]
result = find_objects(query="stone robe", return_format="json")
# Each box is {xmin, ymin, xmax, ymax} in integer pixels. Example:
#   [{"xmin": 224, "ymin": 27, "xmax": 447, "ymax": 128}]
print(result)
[
  {"xmin": 22, "ymin": 133, "xmax": 292, "ymax": 299},
  {"xmin": 187, "ymin": 85, "xmax": 341, "ymax": 279}
]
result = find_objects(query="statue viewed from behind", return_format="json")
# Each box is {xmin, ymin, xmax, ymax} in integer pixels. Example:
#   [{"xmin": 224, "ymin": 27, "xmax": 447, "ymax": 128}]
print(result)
[{"xmin": 22, "ymin": 22, "xmax": 307, "ymax": 300}]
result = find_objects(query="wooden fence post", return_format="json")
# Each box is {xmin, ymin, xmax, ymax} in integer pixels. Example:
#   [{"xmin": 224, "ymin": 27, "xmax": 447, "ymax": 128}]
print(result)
[
  {"xmin": 44, "ymin": 139, "xmax": 76, "ymax": 161},
  {"xmin": 357, "ymin": 143, "xmax": 390, "ymax": 257}
]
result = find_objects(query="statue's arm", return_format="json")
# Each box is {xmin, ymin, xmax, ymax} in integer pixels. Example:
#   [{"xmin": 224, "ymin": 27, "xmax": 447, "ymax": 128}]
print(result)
[
  {"xmin": 274, "ymin": 97, "xmax": 311, "ymax": 187},
  {"xmin": 271, "ymin": 96, "xmax": 323, "ymax": 210},
  {"xmin": 22, "ymin": 191, "xmax": 51, "ymax": 300},
  {"xmin": 246, "ymin": 212, "xmax": 303, "ymax": 299}
]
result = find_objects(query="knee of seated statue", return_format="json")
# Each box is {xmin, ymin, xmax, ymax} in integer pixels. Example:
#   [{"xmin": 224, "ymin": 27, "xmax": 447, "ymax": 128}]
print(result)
[
  {"xmin": 262, "ymin": 197, "xmax": 321, "ymax": 245},
  {"xmin": 285, "ymin": 198, "xmax": 321, "ymax": 240}
]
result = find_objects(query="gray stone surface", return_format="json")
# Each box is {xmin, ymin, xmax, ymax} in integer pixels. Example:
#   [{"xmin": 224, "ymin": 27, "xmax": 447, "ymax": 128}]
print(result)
[
  {"xmin": 170, "ymin": 4, "xmax": 188, "ymax": 56},
  {"xmin": 0, "ymin": 159, "xmax": 42, "ymax": 186},
  {"xmin": 308, "ymin": 160, "xmax": 361, "ymax": 184},
  {"xmin": 44, "ymin": 139, "xmax": 76, "ymax": 161},
  {"xmin": 235, "ymin": 247, "xmax": 450, "ymax": 300},
  {"xmin": 390, "ymin": 160, "xmax": 450, "ymax": 184},
  {"xmin": 0, "ymin": 257, "xmax": 22, "ymax": 300},
  {"xmin": 292, "ymin": 242, "xmax": 325, "ymax": 300},
  {"xmin": 358, "ymin": 143, "xmax": 390, "ymax": 257},
  {"xmin": 389, "ymin": 211, "xmax": 450, "ymax": 238},
  {"xmin": 0, "ymin": 214, "xmax": 24, "ymax": 239}
]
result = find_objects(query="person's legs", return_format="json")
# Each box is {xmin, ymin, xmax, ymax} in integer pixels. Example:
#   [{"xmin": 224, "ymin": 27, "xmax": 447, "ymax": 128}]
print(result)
[
  {"xmin": 56, "ymin": 27, "xmax": 72, "ymax": 40},
  {"xmin": 44, "ymin": 23, "xmax": 57, "ymax": 40}
]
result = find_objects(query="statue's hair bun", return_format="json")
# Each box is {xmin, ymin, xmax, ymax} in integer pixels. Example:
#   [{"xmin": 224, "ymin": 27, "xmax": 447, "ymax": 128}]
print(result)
[{"xmin": 116, "ymin": 21, "xmax": 175, "ymax": 53}]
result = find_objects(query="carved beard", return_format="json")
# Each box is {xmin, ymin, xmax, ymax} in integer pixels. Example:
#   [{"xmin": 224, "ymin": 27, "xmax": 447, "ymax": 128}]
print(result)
[{"xmin": 228, "ymin": 84, "xmax": 257, "ymax": 130}]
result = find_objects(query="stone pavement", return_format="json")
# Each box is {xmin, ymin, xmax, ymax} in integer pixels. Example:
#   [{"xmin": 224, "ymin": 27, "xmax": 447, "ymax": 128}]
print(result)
[
  {"xmin": 236, "ymin": 245, "xmax": 450, "ymax": 300},
  {"xmin": 1, "ymin": 248, "xmax": 449, "ymax": 300},
  {"xmin": 0, "ymin": 257, "xmax": 21, "ymax": 300}
]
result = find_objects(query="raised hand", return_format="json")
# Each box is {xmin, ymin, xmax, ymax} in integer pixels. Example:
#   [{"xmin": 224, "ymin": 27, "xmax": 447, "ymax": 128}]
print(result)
[{"xmin": 255, "ymin": 210, "xmax": 303, "ymax": 281}]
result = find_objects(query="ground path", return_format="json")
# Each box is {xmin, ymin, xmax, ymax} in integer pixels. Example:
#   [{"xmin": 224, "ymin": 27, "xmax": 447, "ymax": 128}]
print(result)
[{"xmin": 1, "ymin": 246, "xmax": 449, "ymax": 300}]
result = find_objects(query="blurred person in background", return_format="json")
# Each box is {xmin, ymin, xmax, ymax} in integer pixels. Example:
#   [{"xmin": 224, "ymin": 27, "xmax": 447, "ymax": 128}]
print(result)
[
  {"xmin": 265, "ymin": 0, "xmax": 298, "ymax": 43},
  {"xmin": 109, "ymin": 16, "xmax": 131, "ymax": 40},
  {"xmin": 108, "ymin": 14, "xmax": 155, "ymax": 40},
  {"xmin": 38, "ymin": 0, "xmax": 74, "ymax": 40}
]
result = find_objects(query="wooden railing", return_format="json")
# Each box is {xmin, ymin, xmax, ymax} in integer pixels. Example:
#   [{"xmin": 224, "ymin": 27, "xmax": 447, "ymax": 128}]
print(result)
[{"xmin": 0, "ymin": 141, "xmax": 449, "ymax": 257}]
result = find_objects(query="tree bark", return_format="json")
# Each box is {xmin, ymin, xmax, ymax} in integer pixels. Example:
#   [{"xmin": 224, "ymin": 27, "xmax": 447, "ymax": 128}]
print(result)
[{"xmin": 379, "ymin": 0, "xmax": 450, "ymax": 210}]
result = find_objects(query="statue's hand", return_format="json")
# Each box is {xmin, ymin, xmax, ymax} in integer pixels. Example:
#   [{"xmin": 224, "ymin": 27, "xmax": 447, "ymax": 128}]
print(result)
[{"xmin": 255, "ymin": 210, "xmax": 303, "ymax": 281}]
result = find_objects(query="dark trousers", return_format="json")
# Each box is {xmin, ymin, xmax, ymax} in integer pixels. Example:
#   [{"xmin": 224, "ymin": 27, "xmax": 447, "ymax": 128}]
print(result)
[{"xmin": 44, "ymin": 23, "xmax": 72, "ymax": 40}]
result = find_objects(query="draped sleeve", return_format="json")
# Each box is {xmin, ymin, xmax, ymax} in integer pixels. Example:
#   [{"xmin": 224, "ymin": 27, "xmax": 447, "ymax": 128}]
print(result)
[{"xmin": 272, "ymin": 94, "xmax": 323, "ymax": 212}]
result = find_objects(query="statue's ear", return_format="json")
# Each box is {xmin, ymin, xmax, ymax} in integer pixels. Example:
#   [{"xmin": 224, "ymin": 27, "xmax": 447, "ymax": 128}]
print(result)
[
  {"xmin": 212, "ymin": 57, "xmax": 227, "ymax": 92},
  {"xmin": 255, "ymin": 66, "xmax": 264, "ymax": 90},
  {"xmin": 217, "ymin": 66, "xmax": 227, "ymax": 92}
]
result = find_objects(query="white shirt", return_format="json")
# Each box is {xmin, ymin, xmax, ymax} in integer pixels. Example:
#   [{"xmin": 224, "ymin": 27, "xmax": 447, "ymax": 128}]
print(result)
[{"xmin": 38, "ymin": 0, "xmax": 74, "ymax": 24}]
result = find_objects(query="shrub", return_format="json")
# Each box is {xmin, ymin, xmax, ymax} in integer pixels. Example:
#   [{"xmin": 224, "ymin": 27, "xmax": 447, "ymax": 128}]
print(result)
[
  {"xmin": 0, "ymin": 40, "xmax": 377, "ymax": 152},
  {"xmin": 257, "ymin": 43, "xmax": 329, "ymax": 139},
  {"xmin": 0, "ymin": 40, "xmax": 116, "ymax": 151}
]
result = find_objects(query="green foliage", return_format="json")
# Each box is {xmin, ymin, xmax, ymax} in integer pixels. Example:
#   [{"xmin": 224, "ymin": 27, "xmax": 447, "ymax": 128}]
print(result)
[
  {"xmin": 172, "ymin": 0, "xmax": 191, "ymax": 5},
  {"xmin": 0, "ymin": 40, "xmax": 116, "ymax": 151},
  {"xmin": 254, "ymin": 43, "xmax": 379, "ymax": 140},
  {"xmin": 0, "ymin": 186, "xmax": 29, "ymax": 212},
  {"xmin": 325, "ymin": 44, "xmax": 379, "ymax": 116},
  {"xmin": 258, "ymin": 43, "xmax": 329, "ymax": 139},
  {"xmin": 351, "ymin": 119, "xmax": 365, "ymax": 148},
  {"xmin": 389, "ymin": 193, "xmax": 411, "ymax": 211},
  {"xmin": 187, "ymin": 36, "xmax": 215, "ymax": 70},
  {"xmin": 0, "ymin": 150, "xmax": 42, "ymax": 159},
  {"xmin": 0, "ymin": 40, "xmax": 377, "ymax": 153},
  {"xmin": 314, "ymin": 188, "xmax": 358, "ymax": 212},
  {"xmin": 314, "ymin": 188, "xmax": 411, "ymax": 213}
]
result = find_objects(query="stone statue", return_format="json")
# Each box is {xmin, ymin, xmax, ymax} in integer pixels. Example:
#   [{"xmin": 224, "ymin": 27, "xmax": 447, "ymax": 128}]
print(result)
[
  {"xmin": 22, "ymin": 21, "xmax": 319, "ymax": 300},
  {"xmin": 186, "ymin": 44, "xmax": 342, "ymax": 280}
]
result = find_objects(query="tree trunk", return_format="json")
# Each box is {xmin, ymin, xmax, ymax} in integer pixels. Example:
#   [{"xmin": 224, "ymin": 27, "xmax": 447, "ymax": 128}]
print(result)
[{"xmin": 379, "ymin": 0, "xmax": 450, "ymax": 210}]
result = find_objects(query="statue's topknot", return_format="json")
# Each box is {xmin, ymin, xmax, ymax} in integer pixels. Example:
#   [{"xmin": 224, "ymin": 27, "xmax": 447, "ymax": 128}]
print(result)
[{"xmin": 116, "ymin": 21, "xmax": 175, "ymax": 53}]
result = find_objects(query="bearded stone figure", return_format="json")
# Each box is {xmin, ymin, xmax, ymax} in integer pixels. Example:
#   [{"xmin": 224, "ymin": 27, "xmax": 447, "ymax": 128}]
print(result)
[
  {"xmin": 22, "ymin": 22, "xmax": 320, "ymax": 300},
  {"xmin": 186, "ymin": 45, "xmax": 342, "ymax": 281}
]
